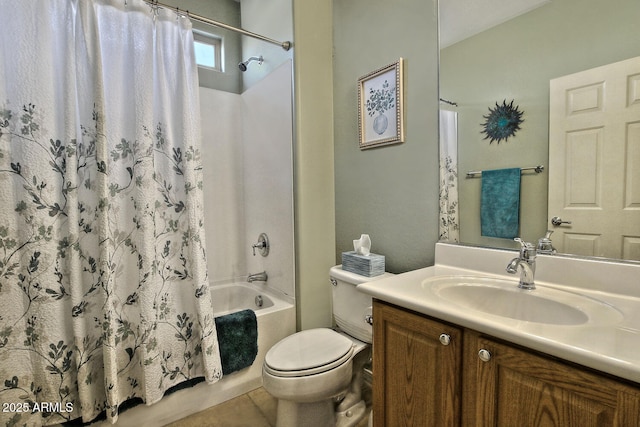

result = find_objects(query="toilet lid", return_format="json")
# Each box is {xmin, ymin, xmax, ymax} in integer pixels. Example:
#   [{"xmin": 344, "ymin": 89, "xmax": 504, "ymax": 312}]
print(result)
[{"xmin": 264, "ymin": 328, "xmax": 354, "ymax": 376}]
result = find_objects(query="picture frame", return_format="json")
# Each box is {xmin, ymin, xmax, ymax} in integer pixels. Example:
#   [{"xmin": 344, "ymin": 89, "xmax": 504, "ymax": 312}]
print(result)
[{"xmin": 358, "ymin": 58, "xmax": 404, "ymax": 149}]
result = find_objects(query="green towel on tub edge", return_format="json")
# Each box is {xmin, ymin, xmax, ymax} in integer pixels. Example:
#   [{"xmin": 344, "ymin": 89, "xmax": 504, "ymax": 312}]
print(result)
[
  {"xmin": 215, "ymin": 309, "xmax": 258, "ymax": 375},
  {"xmin": 481, "ymin": 168, "xmax": 521, "ymax": 239}
]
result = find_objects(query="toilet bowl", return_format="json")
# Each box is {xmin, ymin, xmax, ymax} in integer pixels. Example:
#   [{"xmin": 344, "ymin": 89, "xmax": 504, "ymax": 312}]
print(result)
[
  {"xmin": 262, "ymin": 266, "xmax": 393, "ymax": 427},
  {"xmin": 263, "ymin": 328, "xmax": 358, "ymax": 403}
]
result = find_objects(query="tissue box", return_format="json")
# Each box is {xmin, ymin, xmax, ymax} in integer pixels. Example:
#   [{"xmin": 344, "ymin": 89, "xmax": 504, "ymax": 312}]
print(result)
[{"xmin": 341, "ymin": 251, "xmax": 385, "ymax": 277}]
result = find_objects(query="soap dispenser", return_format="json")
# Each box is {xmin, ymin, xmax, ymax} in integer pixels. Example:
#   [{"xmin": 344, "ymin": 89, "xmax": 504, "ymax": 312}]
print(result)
[{"xmin": 537, "ymin": 230, "xmax": 556, "ymax": 255}]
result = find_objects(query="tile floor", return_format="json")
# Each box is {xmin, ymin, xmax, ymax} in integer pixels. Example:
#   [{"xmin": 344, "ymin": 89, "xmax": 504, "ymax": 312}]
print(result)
[{"xmin": 165, "ymin": 387, "xmax": 370, "ymax": 427}]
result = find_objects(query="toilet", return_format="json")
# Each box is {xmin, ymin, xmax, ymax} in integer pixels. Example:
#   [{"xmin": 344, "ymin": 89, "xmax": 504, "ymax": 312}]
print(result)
[{"xmin": 262, "ymin": 265, "xmax": 393, "ymax": 427}]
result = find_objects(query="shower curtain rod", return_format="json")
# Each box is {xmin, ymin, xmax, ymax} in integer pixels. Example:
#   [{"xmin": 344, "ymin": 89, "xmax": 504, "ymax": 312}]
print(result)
[
  {"xmin": 439, "ymin": 98, "xmax": 458, "ymax": 107},
  {"xmin": 145, "ymin": 0, "xmax": 292, "ymax": 51}
]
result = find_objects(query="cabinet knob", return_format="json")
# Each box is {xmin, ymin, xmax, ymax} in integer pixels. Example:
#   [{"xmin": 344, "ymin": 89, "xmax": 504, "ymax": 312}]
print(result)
[
  {"xmin": 478, "ymin": 349, "xmax": 492, "ymax": 362},
  {"xmin": 439, "ymin": 333, "xmax": 451, "ymax": 346}
]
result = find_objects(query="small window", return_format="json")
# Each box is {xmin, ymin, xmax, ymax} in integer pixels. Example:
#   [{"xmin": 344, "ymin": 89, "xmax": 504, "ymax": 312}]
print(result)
[{"xmin": 193, "ymin": 31, "xmax": 222, "ymax": 72}]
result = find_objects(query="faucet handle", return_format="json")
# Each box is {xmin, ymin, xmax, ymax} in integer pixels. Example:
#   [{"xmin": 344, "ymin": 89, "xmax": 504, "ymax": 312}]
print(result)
[
  {"xmin": 514, "ymin": 237, "xmax": 534, "ymax": 248},
  {"xmin": 251, "ymin": 233, "xmax": 270, "ymax": 257},
  {"xmin": 514, "ymin": 237, "xmax": 536, "ymax": 258}
]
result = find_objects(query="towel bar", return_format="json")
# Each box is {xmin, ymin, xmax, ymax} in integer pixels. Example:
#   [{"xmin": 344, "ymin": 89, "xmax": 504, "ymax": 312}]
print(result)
[{"xmin": 466, "ymin": 165, "xmax": 544, "ymax": 178}]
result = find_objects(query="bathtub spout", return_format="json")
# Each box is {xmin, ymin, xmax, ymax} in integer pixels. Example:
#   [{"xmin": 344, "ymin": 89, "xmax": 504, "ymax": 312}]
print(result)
[{"xmin": 247, "ymin": 271, "xmax": 268, "ymax": 283}]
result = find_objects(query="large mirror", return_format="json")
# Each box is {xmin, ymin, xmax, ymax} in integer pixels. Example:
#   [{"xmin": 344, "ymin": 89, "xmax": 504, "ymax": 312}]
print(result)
[{"xmin": 439, "ymin": 0, "xmax": 640, "ymax": 261}]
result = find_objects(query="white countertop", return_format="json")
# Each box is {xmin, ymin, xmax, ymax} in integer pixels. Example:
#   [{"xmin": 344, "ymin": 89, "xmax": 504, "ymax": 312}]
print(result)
[{"xmin": 357, "ymin": 243, "xmax": 640, "ymax": 384}]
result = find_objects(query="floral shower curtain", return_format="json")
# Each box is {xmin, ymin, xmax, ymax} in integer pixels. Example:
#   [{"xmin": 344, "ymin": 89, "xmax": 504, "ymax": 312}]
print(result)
[
  {"xmin": 0, "ymin": 1, "xmax": 222, "ymax": 425},
  {"xmin": 439, "ymin": 110, "xmax": 460, "ymax": 242}
]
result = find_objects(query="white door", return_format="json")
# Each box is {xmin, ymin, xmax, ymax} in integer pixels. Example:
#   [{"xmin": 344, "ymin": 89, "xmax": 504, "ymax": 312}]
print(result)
[{"xmin": 548, "ymin": 56, "xmax": 640, "ymax": 260}]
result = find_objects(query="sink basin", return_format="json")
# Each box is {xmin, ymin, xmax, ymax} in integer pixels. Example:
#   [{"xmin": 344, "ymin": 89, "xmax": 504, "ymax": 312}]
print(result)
[{"xmin": 424, "ymin": 276, "xmax": 623, "ymax": 326}]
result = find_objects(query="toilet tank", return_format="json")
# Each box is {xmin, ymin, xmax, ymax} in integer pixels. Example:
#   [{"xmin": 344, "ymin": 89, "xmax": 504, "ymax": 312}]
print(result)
[{"xmin": 330, "ymin": 265, "xmax": 394, "ymax": 343}]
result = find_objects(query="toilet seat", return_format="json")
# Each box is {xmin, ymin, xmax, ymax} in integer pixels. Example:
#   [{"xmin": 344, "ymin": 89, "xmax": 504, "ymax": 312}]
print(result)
[{"xmin": 264, "ymin": 328, "xmax": 354, "ymax": 378}]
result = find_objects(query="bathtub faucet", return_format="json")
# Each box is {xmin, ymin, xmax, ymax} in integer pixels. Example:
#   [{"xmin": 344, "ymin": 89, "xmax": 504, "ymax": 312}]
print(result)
[{"xmin": 247, "ymin": 271, "xmax": 268, "ymax": 283}]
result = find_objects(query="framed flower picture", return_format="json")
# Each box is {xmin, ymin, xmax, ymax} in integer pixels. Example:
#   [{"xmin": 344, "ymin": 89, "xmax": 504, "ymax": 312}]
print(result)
[{"xmin": 358, "ymin": 58, "xmax": 404, "ymax": 149}]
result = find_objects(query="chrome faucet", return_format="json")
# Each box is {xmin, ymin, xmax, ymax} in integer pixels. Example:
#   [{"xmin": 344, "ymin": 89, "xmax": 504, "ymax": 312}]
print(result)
[
  {"xmin": 506, "ymin": 238, "xmax": 536, "ymax": 290},
  {"xmin": 536, "ymin": 230, "xmax": 556, "ymax": 255},
  {"xmin": 247, "ymin": 271, "xmax": 268, "ymax": 283}
]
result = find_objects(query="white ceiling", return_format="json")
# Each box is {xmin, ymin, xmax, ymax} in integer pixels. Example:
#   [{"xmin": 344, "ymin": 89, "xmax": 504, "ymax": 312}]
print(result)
[{"xmin": 439, "ymin": 0, "xmax": 551, "ymax": 48}]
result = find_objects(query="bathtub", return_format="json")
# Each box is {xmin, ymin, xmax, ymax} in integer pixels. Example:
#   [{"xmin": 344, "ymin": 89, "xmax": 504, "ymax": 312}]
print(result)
[
  {"xmin": 212, "ymin": 282, "xmax": 277, "ymax": 315},
  {"xmin": 97, "ymin": 282, "xmax": 295, "ymax": 427}
]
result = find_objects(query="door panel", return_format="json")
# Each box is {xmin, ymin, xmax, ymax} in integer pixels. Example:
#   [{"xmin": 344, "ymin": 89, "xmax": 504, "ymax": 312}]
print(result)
[{"xmin": 548, "ymin": 56, "xmax": 640, "ymax": 260}]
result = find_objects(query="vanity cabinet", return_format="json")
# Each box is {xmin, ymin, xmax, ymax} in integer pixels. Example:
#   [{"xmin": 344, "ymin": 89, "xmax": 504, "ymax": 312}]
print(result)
[
  {"xmin": 372, "ymin": 300, "xmax": 462, "ymax": 426},
  {"xmin": 372, "ymin": 300, "xmax": 640, "ymax": 427},
  {"xmin": 465, "ymin": 332, "xmax": 640, "ymax": 426}
]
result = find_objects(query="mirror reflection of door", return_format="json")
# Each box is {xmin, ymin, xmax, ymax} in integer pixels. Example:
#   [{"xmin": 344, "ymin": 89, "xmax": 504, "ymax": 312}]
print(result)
[{"xmin": 548, "ymin": 55, "xmax": 640, "ymax": 260}]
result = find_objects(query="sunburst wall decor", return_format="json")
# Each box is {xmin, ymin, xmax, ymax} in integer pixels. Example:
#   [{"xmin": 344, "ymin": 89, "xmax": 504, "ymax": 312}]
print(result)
[{"xmin": 481, "ymin": 99, "xmax": 524, "ymax": 144}]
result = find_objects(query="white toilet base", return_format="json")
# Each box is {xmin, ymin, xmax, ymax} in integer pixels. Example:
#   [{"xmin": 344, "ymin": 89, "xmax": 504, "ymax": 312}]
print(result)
[
  {"xmin": 275, "ymin": 399, "xmax": 335, "ymax": 427},
  {"xmin": 275, "ymin": 398, "xmax": 367, "ymax": 427},
  {"xmin": 335, "ymin": 399, "xmax": 366, "ymax": 427}
]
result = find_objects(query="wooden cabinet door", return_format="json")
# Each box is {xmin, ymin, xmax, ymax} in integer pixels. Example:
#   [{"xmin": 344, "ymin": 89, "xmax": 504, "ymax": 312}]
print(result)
[
  {"xmin": 372, "ymin": 301, "xmax": 462, "ymax": 427},
  {"xmin": 465, "ymin": 332, "xmax": 640, "ymax": 426}
]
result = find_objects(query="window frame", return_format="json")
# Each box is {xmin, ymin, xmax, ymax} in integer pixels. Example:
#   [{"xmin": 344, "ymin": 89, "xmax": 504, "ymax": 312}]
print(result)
[{"xmin": 193, "ymin": 30, "xmax": 223, "ymax": 73}]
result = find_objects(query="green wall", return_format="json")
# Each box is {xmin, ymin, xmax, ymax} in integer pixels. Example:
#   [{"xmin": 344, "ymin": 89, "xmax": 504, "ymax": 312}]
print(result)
[
  {"xmin": 293, "ymin": 0, "xmax": 336, "ymax": 329},
  {"xmin": 440, "ymin": 0, "xmax": 640, "ymax": 249},
  {"xmin": 333, "ymin": 0, "xmax": 440, "ymax": 273}
]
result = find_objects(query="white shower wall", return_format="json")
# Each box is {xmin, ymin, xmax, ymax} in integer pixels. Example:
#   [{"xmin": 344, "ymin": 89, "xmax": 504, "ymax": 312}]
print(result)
[
  {"xmin": 200, "ymin": 88, "xmax": 245, "ymax": 283},
  {"xmin": 199, "ymin": 60, "xmax": 294, "ymax": 301}
]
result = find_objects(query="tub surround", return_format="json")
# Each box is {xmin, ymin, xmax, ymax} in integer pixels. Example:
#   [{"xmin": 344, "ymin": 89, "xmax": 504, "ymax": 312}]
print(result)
[
  {"xmin": 199, "ymin": 61, "xmax": 295, "ymax": 301},
  {"xmin": 358, "ymin": 242, "xmax": 640, "ymax": 384}
]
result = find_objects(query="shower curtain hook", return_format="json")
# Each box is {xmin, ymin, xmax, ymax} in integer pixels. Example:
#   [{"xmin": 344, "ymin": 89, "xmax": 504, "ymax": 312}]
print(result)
[{"xmin": 148, "ymin": 0, "xmax": 159, "ymax": 18}]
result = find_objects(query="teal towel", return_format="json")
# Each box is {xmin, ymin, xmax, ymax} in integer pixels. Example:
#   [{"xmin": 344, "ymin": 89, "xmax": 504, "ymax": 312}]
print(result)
[
  {"xmin": 481, "ymin": 168, "xmax": 521, "ymax": 239},
  {"xmin": 215, "ymin": 309, "xmax": 258, "ymax": 375}
]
